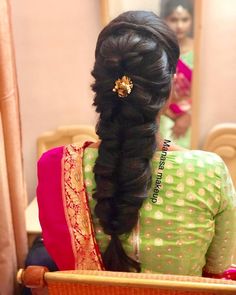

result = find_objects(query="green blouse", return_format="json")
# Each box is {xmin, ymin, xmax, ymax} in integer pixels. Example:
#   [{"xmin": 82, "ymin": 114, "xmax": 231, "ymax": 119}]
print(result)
[
  {"xmin": 83, "ymin": 147, "xmax": 236, "ymax": 276},
  {"xmin": 181, "ymin": 50, "xmax": 194, "ymax": 69}
]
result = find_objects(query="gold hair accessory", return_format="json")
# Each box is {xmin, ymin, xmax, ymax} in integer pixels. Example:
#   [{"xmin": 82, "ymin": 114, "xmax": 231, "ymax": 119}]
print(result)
[{"xmin": 112, "ymin": 75, "xmax": 133, "ymax": 98}]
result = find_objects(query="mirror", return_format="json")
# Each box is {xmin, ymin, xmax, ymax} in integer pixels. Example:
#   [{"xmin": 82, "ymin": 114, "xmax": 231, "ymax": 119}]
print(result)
[
  {"xmin": 101, "ymin": 0, "xmax": 202, "ymax": 149},
  {"xmin": 9, "ymin": 0, "xmax": 236, "ymax": 275}
]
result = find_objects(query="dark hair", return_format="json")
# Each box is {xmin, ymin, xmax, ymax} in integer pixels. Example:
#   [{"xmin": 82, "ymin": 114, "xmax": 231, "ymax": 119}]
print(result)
[
  {"xmin": 161, "ymin": 0, "xmax": 193, "ymax": 19},
  {"xmin": 91, "ymin": 10, "xmax": 179, "ymax": 272}
]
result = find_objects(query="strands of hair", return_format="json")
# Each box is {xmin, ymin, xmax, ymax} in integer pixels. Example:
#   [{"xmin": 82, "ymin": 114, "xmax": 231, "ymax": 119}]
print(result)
[{"xmin": 91, "ymin": 10, "xmax": 179, "ymax": 272}]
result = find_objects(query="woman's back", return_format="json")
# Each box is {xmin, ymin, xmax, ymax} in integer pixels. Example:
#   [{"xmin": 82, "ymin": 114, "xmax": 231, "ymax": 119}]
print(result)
[
  {"xmin": 37, "ymin": 11, "xmax": 236, "ymax": 276},
  {"xmin": 82, "ymin": 146, "xmax": 236, "ymax": 276}
]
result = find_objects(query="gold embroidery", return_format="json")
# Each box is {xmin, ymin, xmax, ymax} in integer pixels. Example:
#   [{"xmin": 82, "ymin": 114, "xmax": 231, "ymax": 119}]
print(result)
[{"xmin": 62, "ymin": 143, "xmax": 104, "ymax": 270}]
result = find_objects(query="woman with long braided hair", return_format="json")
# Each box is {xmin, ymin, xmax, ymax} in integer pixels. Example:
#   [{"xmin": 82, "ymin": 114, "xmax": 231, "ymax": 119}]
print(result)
[{"xmin": 37, "ymin": 11, "xmax": 236, "ymax": 277}]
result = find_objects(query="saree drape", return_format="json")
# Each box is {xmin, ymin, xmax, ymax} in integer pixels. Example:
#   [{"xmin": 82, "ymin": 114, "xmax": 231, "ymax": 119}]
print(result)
[
  {"xmin": 0, "ymin": 0, "xmax": 27, "ymax": 294},
  {"xmin": 37, "ymin": 143, "xmax": 104, "ymax": 271}
]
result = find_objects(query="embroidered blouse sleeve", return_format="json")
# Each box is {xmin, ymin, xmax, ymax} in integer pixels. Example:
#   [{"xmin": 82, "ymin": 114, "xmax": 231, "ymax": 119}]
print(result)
[{"xmin": 204, "ymin": 159, "xmax": 236, "ymax": 274}]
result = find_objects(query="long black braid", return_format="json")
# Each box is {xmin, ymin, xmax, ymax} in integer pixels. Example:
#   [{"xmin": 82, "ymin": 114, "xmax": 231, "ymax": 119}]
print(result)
[{"xmin": 91, "ymin": 11, "xmax": 179, "ymax": 272}]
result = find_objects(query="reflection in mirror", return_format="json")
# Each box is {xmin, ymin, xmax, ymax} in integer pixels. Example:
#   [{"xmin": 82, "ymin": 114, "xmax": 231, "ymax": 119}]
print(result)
[
  {"xmin": 159, "ymin": 0, "xmax": 194, "ymax": 149},
  {"xmin": 101, "ymin": 0, "xmax": 197, "ymax": 149}
]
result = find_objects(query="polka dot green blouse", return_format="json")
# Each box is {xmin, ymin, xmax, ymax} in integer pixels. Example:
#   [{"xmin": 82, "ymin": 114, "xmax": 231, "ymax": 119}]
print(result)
[{"xmin": 83, "ymin": 148, "xmax": 236, "ymax": 276}]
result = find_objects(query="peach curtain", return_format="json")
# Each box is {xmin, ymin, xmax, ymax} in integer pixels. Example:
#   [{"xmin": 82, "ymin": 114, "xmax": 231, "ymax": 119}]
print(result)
[{"xmin": 0, "ymin": 0, "xmax": 28, "ymax": 294}]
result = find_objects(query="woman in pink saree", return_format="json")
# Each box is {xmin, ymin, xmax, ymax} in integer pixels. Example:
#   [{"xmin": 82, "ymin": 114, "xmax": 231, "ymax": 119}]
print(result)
[{"xmin": 160, "ymin": 0, "xmax": 194, "ymax": 148}]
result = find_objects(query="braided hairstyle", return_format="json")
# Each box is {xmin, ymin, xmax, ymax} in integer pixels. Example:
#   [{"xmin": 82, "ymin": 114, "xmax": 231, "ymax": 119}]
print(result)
[{"xmin": 91, "ymin": 11, "xmax": 179, "ymax": 272}]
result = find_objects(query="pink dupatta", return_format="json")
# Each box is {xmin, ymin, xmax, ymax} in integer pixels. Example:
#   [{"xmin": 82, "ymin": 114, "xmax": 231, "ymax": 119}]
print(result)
[{"xmin": 37, "ymin": 142, "xmax": 104, "ymax": 271}]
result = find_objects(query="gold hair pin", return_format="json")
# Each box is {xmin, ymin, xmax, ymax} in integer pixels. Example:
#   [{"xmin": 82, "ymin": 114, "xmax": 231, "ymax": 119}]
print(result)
[{"xmin": 112, "ymin": 75, "xmax": 133, "ymax": 98}]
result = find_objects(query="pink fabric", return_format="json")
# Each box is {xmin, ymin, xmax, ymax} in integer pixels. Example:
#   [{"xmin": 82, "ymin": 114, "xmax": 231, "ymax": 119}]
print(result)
[
  {"xmin": 177, "ymin": 59, "xmax": 192, "ymax": 82},
  {"xmin": 169, "ymin": 103, "xmax": 185, "ymax": 115},
  {"xmin": 203, "ymin": 266, "xmax": 236, "ymax": 280},
  {"xmin": 223, "ymin": 267, "xmax": 236, "ymax": 280},
  {"xmin": 37, "ymin": 146, "xmax": 75, "ymax": 270}
]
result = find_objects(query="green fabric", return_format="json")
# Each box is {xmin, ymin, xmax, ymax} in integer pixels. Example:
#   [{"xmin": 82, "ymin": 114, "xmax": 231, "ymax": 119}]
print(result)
[
  {"xmin": 181, "ymin": 51, "xmax": 194, "ymax": 69},
  {"xmin": 160, "ymin": 115, "xmax": 191, "ymax": 149},
  {"xmin": 83, "ymin": 147, "xmax": 236, "ymax": 276}
]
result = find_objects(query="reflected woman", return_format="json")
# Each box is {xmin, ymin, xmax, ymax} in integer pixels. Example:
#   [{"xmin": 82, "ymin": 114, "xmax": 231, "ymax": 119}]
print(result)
[{"xmin": 160, "ymin": 0, "xmax": 193, "ymax": 148}]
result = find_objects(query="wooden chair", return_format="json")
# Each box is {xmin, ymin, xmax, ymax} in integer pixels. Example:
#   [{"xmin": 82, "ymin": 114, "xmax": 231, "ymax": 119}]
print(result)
[
  {"xmin": 37, "ymin": 124, "xmax": 98, "ymax": 158},
  {"xmin": 203, "ymin": 123, "xmax": 236, "ymax": 187},
  {"xmin": 17, "ymin": 266, "xmax": 236, "ymax": 295}
]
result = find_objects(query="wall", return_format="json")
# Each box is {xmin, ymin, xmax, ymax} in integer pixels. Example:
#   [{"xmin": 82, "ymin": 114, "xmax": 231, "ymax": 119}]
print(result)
[
  {"xmin": 11, "ymin": 0, "xmax": 236, "ymax": 202},
  {"xmin": 11, "ymin": 0, "xmax": 101, "ymax": 202},
  {"xmin": 107, "ymin": 0, "xmax": 161, "ymax": 20},
  {"xmin": 199, "ymin": 0, "xmax": 236, "ymax": 145}
]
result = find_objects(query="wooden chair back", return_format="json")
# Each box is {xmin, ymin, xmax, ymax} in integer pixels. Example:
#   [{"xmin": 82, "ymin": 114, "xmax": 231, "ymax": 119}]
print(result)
[
  {"xmin": 17, "ymin": 266, "xmax": 236, "ymax": 295},
  {"xmin": 37, "ymin": 125, "xmax": 98, "ymax": 158}
]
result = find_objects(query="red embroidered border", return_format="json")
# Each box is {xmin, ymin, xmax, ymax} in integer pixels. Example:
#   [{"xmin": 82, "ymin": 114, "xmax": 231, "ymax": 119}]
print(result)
[{"xmin": 62, "ymin": 143, "xmax": 104, "ymax": 270}]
